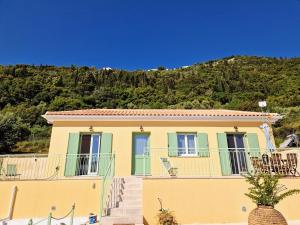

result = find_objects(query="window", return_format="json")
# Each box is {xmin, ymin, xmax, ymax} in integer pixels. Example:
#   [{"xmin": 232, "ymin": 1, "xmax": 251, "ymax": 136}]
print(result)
[
  {"xmin": 134, "ymin": 134, "xmax": 149, "ymax": 155},
  {"xmin": 77, "ymin": 133, "xmax": 101, "ymax": 175},
  {"xmin": 177, "ymin": 133, "xmax": 197, "ymax": 156},
  {"xmin": 226, "ymin": 133, "xmax": 247, "ymax": 174}
]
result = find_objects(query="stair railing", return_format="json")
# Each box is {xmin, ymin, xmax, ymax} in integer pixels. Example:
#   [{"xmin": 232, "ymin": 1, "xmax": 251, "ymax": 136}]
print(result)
[
  {"xmin": 107, "ymin": 177, "xmax": 124, "ymax": 209},
  {"xmin": 99, "ymin": 154, "xmax": 115, "ymax": 224}
]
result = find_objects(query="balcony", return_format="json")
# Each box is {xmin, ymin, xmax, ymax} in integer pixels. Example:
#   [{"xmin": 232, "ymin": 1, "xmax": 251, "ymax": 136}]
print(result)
[
  {"xmin": 0, "ymin": 153, "xmax": 113, "ymax": 181},
  {"xmin": 136, "ymin": 148, "xmax": 300, "ymax": 177},
  {"xmin": 0, "ymin": 148, "xmax": 299, "ymax": 181}
]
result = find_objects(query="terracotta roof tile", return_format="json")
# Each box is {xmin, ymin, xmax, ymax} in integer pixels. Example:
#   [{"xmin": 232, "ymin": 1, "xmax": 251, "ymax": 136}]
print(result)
[{"xmin": 45, "ymin": 108, "xmax": 278, "ymax": 118}]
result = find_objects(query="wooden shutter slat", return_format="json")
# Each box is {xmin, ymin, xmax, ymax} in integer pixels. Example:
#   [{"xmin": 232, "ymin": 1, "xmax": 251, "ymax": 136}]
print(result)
[
  {"xmin": 197, "ymin": 133, "xmax": 209, "ymax": 157},
  {"xmin": 217, "ymin": 133, "xmax": 231, "ymax": 176},
  {"xmin": 167, "ymin": 133, "xmax": 178, "ymax": 157},
  {"xmin": 247, "ymin": 133, "xmax": 260, "ymax": 157},
  {"xmin": 64, "ymin": 133, "xmax": 80, "ymax": 177},
  {"xmin": 98, "ymin": 133, "xmax": 113, "ymax": 176}
]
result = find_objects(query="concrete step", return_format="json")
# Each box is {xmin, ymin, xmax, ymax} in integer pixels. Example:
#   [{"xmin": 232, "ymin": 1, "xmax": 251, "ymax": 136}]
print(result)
[
  {"xmin": 121, "ymin": 189, "xmax": 142, "ymax": 194},
  {"xmin": 118, "ymin": 201, "xmax": 142, "ymax": 208},
  {"xmin": 122, "ymin": 191, "xmax": 142, "ymax": 198},
  {"xmin": 110, "ymin": 195, "xmax": 142, "ymax": 207},
  {"xmin": 123, "ymin": 178, "xmax": 143, "ymax": 184},
  {"xmin": 124, "ymin": 183, "xmax": 143, "ymax": 189},
  {"xmin": 122, "ymin": 188, "xmax": 142, "ymax": 195},
  {"xmin": 123, "ymin": 181, "xmax": 142, "ymax": 187},
  {"xmin": 109, "ymin": 207, "xmax": 142, "ymax": 216},
  {"xmin": 119, "ymin": 198, "xmax": 142, "ymax": 204},
  {"xmin": 101, "ymin": 176, "xmax": 143, "ymax": 225},
  {"xmin": 101, "ymin": 215, "xmax": 143, "ymax": 225},
  {"xmin": 120, "ymin": 194, "xmax": 141, "ymax": 201},
  {"xmin": 118, "ymin": 199, "xmax": 142, "ymax": 208}
]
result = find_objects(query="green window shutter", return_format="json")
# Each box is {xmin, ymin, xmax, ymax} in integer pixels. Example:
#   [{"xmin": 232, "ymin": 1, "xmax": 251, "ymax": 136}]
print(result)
[
  {"xmin": 64, "ymin": 133, "xmax": 80, "ymax": 177},
  {"xmin": 247, "ymin": 133, "xmax": 260, "ymax": 157},
  {"xmin": 197, "ymin": 133, "xmax": 209, "ymax": 157},
  {"xmin": 217, "ymin": 133, "xmax": 231, "ymax": 176},
  {"xmin": 98, "ymin": 133, "xmax": 113, "ymax": 176},
  {"xmin": 167, "ymin": 133, "xmax": 178, "ymax": 157}
]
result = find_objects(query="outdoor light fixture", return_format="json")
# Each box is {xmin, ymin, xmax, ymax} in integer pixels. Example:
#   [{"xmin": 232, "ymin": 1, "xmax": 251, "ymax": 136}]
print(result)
[
  {"xmin": 234, "ymin": 126, "xmax": 238, "ymax": 132},
  {"xmin": 140, "ymin": 125, "xmax": 144, "ymax": 132},
  {"xmin": 89, "ymin": 126, "xmax": 94, "ymax": 132}
]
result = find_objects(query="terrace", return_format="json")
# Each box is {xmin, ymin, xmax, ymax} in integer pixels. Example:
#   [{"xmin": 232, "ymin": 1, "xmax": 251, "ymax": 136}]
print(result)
[{"xmin": 0, "ymin": 148, "xmax": 299, "ymax": 181}]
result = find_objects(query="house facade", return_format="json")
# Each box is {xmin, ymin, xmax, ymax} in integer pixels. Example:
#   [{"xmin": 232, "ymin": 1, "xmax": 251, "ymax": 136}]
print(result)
[
  {"xmin": 1, "ymin": 109, "xmax": 300, "ymax": 225},
  {"xmin": 43, "ymin": 109, "xmax": 280, "ymax": 178}
]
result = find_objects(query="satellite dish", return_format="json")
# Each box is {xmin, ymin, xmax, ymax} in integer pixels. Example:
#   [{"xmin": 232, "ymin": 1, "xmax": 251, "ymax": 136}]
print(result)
[{"xmin": 258, "ymin": 101, "xmax": 267, "ymax": 108}]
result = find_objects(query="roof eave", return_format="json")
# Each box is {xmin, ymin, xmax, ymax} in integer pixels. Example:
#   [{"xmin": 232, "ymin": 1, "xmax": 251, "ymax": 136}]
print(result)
[{"xmin": 42, "ymin": 114, "xmax": 282, "ymax": 124}]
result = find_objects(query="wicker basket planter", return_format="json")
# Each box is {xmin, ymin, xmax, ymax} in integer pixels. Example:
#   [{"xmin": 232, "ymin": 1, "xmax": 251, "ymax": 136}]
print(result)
[{"xmin": 248, "ymin": 205, "xmax": 287, "ymax": 225}]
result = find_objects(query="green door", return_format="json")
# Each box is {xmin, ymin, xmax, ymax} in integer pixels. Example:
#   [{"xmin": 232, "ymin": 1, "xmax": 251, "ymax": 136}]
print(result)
[{"xmin": 132, "ymin": 133, "xmax": 150, "ymax": 175}]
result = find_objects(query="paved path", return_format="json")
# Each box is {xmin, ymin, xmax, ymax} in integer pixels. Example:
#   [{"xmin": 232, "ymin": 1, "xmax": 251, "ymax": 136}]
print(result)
[
  {"xmin": 3, "ymin": 218, "xmax": 300, "ymax": 225},
  {"xmin": 183, "ymin": 222, "xmax": 300, "ymax": 225}
]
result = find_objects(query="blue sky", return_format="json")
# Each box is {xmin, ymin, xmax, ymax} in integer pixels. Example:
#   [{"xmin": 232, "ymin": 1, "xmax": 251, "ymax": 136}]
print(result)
[{"xmin": 0, "ymin": 0, "xmax": 299, "ymax": 70}]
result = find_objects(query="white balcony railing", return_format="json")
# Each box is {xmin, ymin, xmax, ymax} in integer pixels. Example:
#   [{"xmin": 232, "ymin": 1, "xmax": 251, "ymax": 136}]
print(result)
[
  {"xmin": 137, "ymin": 148, "xmax": 300, "ymax": 177},
  {"xmin": 0, "ymin": 148, "xmax": 299, "ymax": 181},
  {"xmin": 0, "ymin": 153, "xmax": 112, "ymax": 181}
]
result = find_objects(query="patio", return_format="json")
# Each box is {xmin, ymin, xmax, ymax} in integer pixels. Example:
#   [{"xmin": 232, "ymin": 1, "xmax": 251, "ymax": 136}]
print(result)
[{"xmin": 0, "ymin": 148, "xmax": 299, "ymax": 181}]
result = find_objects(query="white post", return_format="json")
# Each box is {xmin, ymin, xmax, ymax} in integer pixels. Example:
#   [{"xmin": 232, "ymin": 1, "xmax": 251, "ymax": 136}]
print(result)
[{"xmin": 8, "ymin": 185, "xmax": 17, "ymax": 220}]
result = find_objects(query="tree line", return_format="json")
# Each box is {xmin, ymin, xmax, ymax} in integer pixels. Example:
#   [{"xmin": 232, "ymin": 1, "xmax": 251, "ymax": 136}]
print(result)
[{"xmin": 0, "ymin": 56, "xmax": 299, "ymax": 153}]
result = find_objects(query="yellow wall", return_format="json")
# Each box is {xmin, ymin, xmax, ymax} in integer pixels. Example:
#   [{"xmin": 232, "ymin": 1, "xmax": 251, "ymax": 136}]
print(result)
[
  {"xmin": 0, "ymin": 180, "xmax": 101, "ymax": 219},
  {"xmin": 143, "ymin": 178, "xmax": 300, "ymax": 225},
  {"xmin": 1, "ymin": 177, "xmax": 299, "ymax": 224},
  {"xmin": 48, "ymin": 120, "xmax": 269, "ymax": 176}
]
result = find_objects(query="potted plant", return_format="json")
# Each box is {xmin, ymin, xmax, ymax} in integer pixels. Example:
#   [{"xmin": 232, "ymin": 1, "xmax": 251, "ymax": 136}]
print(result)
[
  {"xmin": 158, "ymin": 209, "xmax": 179, "ymax": 225},
  {"xmin": 157, "ymin": 198, "xmax": 179, "ymax": 225},
  {"xmin": 168, "ymin": 167, "xmax": 178, "ymax": 177},
  {"xmin": 244, "ymin": 172, "xmax": 300, "ymax": 225}
]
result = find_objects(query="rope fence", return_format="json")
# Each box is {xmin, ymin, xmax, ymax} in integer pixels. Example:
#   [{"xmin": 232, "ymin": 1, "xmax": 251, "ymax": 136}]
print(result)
[{"xmin": 27, "ymin": 204, "xmax": 75, "ymax": 225}]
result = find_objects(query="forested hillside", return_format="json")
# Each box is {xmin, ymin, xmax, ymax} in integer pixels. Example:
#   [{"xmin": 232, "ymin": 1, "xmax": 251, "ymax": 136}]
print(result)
[{"xmin": 0, "ymin": 56, "xmax": 299, "ymax": 153}]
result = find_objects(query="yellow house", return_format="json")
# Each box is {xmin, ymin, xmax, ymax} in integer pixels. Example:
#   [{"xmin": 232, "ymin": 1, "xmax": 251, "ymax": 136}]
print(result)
[
  {"xmin": 42, "ymin": 108, "xmax": 281, "ymax": 177},
  {"xmin": 1, "ymin": 109, "xmax": 300, "ymax": 225}
]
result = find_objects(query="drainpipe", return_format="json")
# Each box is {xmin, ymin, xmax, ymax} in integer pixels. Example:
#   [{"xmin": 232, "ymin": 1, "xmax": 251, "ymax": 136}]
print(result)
[{"xmin": 0, "ymin": 185, "xmax": 17, "ymax": 222}]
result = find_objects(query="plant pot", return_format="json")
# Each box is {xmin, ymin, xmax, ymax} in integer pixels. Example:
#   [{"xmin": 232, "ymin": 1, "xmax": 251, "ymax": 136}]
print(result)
[
  {"xmin": 248, "ymin": 205, "xmax": 288, "ymax": 225},
  {"xmin": 168, "ymin": 168, "xmax": 178, "ymax": 177}
]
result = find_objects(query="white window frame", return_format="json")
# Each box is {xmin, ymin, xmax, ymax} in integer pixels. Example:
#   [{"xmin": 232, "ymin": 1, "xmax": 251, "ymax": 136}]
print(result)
[
  {"xmin": 79, "ymin": 133, "xmax": 101, "ymax": 176},
  {"xmin": 177, "ymin": 133, "xmax": 197, "ymax": 156},
  {"xmin": 87, "ymin": 134, "xmax": 101, "ymax": 175}
]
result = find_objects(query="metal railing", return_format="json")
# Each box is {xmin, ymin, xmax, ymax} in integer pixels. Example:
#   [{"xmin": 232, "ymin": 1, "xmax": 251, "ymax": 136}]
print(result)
[
  {"xmin": 99, "ymin": 154, "xmax": 115, "ymax": 224},
  {"xmin": 0, "ymin": 153, "xmax": 112, "ymax": 181},
  {"xmin": 138, "ymin": 147, "xmax": 300, "ymax": 177},
  {"xmin": 106, "ymin": 177, "xmax": 124, "ymax": 209},
  {"xmin": 0, "ymin": 148, "xmax": 299, "ymax": 180}
]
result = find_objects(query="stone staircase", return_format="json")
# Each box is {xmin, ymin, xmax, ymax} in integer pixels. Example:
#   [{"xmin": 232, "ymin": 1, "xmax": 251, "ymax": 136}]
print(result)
[{"xmin": 101, "ymin": 176, "xmax": 143, "ymax": 225}]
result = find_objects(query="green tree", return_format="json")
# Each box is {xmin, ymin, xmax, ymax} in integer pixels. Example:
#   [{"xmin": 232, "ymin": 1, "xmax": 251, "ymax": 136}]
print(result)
[{"xmin": 0, "ymin": 113, "xmax": 31, "ymax": 153}]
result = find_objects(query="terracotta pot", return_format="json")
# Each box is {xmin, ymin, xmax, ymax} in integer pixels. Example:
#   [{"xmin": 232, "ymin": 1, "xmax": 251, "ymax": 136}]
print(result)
[{"xmin": 248, "ymin": 205, "xmax": 288, "ymax": 225}]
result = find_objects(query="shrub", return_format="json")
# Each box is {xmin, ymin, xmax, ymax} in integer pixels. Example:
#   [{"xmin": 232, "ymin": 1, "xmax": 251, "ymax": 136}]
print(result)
[
  {"xmin": 157, "ymin": 209, "xmax": 178, "ymax": 225},
  {"xmin": 244, "ymin": 172, "xmax": 300, "ymax": 207},
  {"xmin": 13, "ymin": 139, "xmax": 50, "ymax": 153}
]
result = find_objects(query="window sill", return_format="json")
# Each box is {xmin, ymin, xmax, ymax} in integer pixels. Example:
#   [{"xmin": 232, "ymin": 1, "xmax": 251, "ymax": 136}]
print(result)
[
  {"xmin": 61, "ymin": 176, "xmax": 102, "ymax": 180},
  {"xmin": 169, "ymin": 155, "xmax": 210, "ymax": 158}
]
